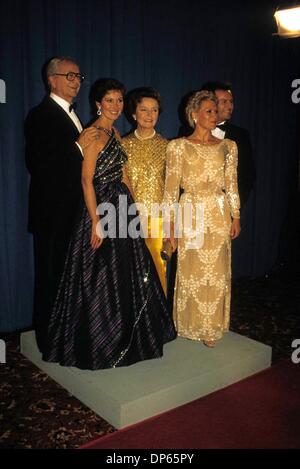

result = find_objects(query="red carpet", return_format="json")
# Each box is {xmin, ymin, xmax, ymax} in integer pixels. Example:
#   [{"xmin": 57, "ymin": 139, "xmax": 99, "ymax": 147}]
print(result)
[{"xmin": 81, "ymin": 360, "xmax": 300, "ymax": 449}]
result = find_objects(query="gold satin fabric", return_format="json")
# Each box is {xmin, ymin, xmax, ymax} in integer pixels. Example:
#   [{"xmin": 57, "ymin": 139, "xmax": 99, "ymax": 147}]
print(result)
[{"xmin": 144, "ymin": 216, "xmax": 166, "ymax": 295}]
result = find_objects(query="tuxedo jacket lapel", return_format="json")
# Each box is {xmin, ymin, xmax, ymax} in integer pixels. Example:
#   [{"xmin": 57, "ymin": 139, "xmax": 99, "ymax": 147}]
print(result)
[{"xmin": 45, "ymin": 96, "xmax": 81, "ymax": 135}]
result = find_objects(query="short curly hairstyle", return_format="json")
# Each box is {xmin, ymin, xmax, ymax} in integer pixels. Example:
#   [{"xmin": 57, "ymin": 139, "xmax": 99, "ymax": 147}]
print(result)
[
  {"xmin": 124, "ymin": 87, "xmax": 162, "ymax": 125},
  {"xmin": 89, "ymin": 78, "xmax": 125, "ymax": 116},
  {"xmin": 185, "ymin": 90, "xmax": 217, "ymax": 128},
  {"xmin": 126, "ymin": 87, "xmax": 162, "ymax": 116}
]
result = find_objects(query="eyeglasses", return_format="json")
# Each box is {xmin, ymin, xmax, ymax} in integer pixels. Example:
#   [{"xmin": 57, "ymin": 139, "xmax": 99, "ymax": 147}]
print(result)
[{"xmin": 52, "ymin": 72, "xmax": 85, "ymax": 83}]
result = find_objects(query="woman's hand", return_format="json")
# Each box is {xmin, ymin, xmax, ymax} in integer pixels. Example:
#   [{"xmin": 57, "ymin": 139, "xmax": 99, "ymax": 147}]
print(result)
[
  {"xmin": 163, "ymin": 220, "xmax": 177, "ymax": 252},
  {"xmin": 163, "ymin": 236, "xmax": 177, "ymax": 253},
  {"xmin": 170, "ymin": 235, "xmax": 178, "ymax": 252},
  {"xmin": 231, "ymin": 218, "xmax": 241, "ymax": 239},
  {"xmin": 91, "ymin": 219, "xmax": 103, "ymax": 249}
]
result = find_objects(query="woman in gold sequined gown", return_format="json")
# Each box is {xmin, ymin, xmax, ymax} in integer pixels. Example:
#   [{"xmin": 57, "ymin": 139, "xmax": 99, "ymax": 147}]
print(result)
[
  {"xmin": 122, "ymin": 87, "xmax": 168, "ymax": 294},
  {"xmin": 163, "ymin": 91, "xmax": 241, "ymax": 346}
]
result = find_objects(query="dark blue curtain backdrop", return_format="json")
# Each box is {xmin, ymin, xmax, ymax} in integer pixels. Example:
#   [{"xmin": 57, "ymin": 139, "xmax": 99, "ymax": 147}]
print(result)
[{"xmin": 0, "ymin": 0, "xmax": 299, "ymax": 331}]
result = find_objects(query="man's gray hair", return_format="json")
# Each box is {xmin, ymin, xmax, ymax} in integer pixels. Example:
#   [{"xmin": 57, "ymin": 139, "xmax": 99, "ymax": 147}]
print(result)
[{"xmin": 46, "ymin": 56, "xmax": 78, "ymax": 77}]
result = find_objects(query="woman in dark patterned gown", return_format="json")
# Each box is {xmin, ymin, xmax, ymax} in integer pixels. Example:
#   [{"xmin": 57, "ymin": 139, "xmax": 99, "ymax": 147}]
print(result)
[{"xmin": 42, "ymin": 78, "xmax": 176, "ymax": 370}]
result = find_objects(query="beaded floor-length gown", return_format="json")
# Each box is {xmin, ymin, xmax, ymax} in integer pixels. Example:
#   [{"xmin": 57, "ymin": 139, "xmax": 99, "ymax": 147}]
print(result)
[{"xmin": 163, "ymin": 138, "xmax": 240, "ymax": 342}]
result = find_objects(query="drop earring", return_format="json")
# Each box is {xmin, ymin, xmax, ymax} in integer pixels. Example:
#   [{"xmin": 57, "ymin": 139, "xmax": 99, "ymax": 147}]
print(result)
[{"xmin": 97, "ymin": 107, "xmax": 102, "ymax": 116}]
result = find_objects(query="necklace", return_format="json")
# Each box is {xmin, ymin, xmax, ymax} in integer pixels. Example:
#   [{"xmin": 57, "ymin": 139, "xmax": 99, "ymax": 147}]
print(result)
[
  {"xmin": 188, "ymin": 138, "xmax": 209, "ymax": 145},
  {"xmin": 134, "ymin": 129, "xmax": 156, "ymax": 141},
  {"xmin": 188, "ymin": 134, "xmax": 218, "ymax": 145}
]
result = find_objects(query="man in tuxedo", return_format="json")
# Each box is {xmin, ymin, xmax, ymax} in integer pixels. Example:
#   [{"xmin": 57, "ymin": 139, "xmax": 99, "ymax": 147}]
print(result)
[
  {"xmin": 200, "ymin": 81, "xmax": 256, "ymax": 208},
  {"xmin": 198, "ymin": 82, "xmax": 257, "ymax": 279},
  {"xmin": 25, "ymin": 56, "xmax": 98, "ymax": 352}
]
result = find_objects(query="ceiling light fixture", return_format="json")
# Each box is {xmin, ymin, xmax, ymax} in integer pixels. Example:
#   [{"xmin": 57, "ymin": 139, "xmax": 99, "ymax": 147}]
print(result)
[{"xmin": 274, "ymin": 5, "xmax": 300, "ymax": 37}]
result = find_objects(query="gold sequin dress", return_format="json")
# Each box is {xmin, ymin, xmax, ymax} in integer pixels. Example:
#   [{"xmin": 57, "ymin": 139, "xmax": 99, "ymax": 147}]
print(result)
[
  {"xmin": 122, "ymin": 133, "xmax": 168, "ymax": 294},
  {"xmin": 163, "ymin": 138, "xmax": 240, "ymax": 341}
]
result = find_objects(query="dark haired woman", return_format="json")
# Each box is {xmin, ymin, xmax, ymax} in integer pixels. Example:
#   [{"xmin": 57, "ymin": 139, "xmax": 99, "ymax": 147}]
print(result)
[
  {"xmin": 122, "ymin": 87, "xmax": 168, "ymax": 294},
  {"xmin": 42, "ymin": 78, "xmax": 176, "ymax": 369}
]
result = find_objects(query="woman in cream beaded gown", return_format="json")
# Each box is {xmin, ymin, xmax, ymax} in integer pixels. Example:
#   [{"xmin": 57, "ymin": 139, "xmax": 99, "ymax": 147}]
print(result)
[
  {"xmin": 163, "ymin": 91, "xmax": 241, "ymax": 347},
  {"xmin": 122, "ymin": 87, "xmax": 168, "ymax": 294}
]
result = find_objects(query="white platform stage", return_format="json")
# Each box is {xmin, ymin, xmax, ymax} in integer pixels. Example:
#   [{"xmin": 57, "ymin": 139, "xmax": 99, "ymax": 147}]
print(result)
[{"xmin": 21, "ymin": 331, "xmax": 272, "ymax": 429}]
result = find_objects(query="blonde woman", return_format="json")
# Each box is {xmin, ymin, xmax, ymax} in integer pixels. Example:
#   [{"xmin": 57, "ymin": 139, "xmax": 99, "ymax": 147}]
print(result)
[{"xmin": 164, "ymin": 90, "xmax": 240, "ymax": 347}]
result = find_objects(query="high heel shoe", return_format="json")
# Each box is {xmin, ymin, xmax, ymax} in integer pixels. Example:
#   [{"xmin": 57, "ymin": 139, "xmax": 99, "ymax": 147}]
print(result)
[{"xmin": 203, "ymin": 340, "xmax": 217, "ymax": 348}]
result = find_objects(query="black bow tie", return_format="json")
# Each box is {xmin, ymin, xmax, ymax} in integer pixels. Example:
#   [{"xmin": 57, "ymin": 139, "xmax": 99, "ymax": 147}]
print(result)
[
  {"xmin": 69, "ymin": 102, "xmax": 77, "ymax": 112},
  {"xmin": 217, "ymin": 124, "xmax": 226, "ymax": 131}
]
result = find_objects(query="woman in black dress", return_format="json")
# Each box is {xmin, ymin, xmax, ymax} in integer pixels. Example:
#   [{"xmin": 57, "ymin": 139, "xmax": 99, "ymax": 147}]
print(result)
[{"xmin": 42, "ymin": 78, "xmax": 176, "ymax": 369}]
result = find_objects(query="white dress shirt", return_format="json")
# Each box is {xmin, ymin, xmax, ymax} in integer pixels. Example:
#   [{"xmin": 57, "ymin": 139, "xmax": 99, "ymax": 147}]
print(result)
[
  {"xmin": 50, "ymin": 93, "xmax": 83, "ymax": 133},
  {"xmin": 212, "ymin": 121, "xmax": 226, "ymax": 140},
  {"xmin": 50, "ymin": 93, "xmax": 83, "ymax": 155}
]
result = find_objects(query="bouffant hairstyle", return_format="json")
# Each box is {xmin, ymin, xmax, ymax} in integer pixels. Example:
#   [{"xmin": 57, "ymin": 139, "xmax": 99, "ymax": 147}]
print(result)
[
  {"xmin": 124, "ymin": 87, "xmax": 162, "ymax": 126},
  {"xmin": 126, "ymin": 87, "xmax": 162, "ymax": 117},
  {"xmin": 185, "ymin": 90, "xmax": 217, "ymax": 128},
  {"xmin": 89, "ymin": 78, "xmax": 126, "ymax": 116}
]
